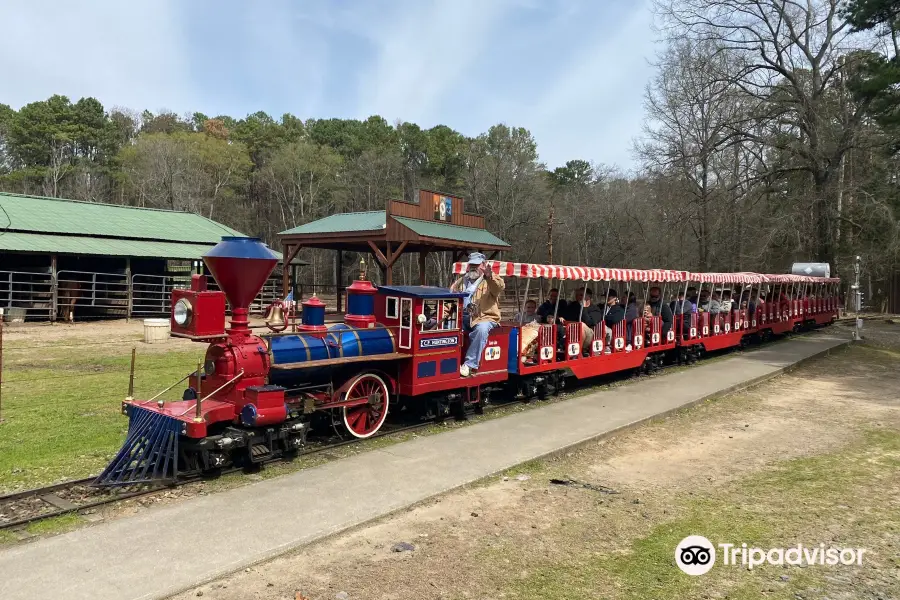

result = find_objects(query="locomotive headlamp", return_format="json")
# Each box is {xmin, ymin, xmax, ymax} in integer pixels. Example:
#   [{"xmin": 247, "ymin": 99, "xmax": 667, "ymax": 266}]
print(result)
[{"xmin": 174, "ymin": 298, "xmax": 193, "ymax": 326}]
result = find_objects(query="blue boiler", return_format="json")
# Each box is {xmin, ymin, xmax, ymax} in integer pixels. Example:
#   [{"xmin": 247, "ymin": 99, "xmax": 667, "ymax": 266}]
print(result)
[{"xmin": 266, "ymin": 323, "xmax": 396, "ymax": 385}]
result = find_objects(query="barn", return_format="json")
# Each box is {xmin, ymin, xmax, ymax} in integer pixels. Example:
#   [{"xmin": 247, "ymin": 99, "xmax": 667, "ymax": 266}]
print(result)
[{"xmin": 0, "ymin": 192, "xmax": 290, "ymax": 322}]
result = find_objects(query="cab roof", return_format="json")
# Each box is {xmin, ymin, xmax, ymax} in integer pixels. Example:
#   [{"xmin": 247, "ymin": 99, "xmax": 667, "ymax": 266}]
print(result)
[{"xmin": 377, "ymin": 285, "xmax": 468, "ymax": 299}]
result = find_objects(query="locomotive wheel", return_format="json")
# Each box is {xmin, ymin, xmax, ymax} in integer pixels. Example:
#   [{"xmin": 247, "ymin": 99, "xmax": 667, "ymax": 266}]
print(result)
[{"xmin": 342, "ymin": 373, "xmax": 390, "ymax": 439}]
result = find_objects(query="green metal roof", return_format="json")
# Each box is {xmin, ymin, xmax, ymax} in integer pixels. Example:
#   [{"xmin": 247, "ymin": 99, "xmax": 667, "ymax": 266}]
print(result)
[
  {"xmin": 0, "ymin": 232, "xmax": 226, "ymax": 260},
  {"xmin": 392, "ymin": 216, "xmax": 509, "ymax": 247},
  {"xmin": 0, "ymin": 192, "xmax": 244, "ymax": 243},
  {"xmin": 0, "ymin": 192, "xmax": 291, "ymax": 261},
  {"xmin": 0, "ymin": 232, "xmax": 286, "ymax": 261},
  {"xmin": 279, "ymin": 211, "xmax": 386, "ymax": 235},
  {"xmin": 279, "ymin": 211, "xmax": 509, "ymax": 248}
]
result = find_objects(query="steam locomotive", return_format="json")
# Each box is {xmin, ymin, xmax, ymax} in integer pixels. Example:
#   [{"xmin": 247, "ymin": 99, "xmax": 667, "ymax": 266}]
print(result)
[{"xmin": 94, "ymin": 237, "xmax": 840, "ymax": 487}]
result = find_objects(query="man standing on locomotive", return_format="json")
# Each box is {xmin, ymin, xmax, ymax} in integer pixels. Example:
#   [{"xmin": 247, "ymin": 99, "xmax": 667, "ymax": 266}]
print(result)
[{"xmin": 451, "ymin": 252, "xmax": 505, "ymax": 377}]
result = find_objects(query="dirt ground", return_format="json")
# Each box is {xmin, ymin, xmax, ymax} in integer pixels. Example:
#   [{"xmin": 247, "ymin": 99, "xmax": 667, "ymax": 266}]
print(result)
[{"xmin": 171, "ymin": 324, "xmax": 900, "ymax": 600}]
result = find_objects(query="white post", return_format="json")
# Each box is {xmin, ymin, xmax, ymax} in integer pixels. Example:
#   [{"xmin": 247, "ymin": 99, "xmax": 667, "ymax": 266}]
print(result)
[{"xmin": 852, "ymin": 255, "xmax": 862, "ymax": 340}]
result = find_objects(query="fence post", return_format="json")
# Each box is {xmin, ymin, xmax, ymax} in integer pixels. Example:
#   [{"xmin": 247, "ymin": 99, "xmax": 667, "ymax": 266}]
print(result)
[
  {"xmin": 50, "ymin": 254, "xmax": 58, "ymax": 323},
  {"xmin": 125, "ymin": 258, "xmax": 133, "ymax": 322}
]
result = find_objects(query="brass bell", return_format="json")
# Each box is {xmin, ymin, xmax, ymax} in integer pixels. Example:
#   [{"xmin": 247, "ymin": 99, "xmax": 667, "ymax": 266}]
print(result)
[{"xmin": 265, "ymin": 303, "xmax": 286, "ymax": 328}]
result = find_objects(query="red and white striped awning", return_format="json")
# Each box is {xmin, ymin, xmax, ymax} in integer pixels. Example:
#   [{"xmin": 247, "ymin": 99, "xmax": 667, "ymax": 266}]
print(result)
[
  {"xmin": 689, "ymin": 272, "xmax": 768, "ymax": 284},
  {"xmin": 452, "ymin": 261, "xmax": 688, "ymax": 282},
  {"xmin": 764, "ymin": 273, "xmax": 838, "ymax": 284}
]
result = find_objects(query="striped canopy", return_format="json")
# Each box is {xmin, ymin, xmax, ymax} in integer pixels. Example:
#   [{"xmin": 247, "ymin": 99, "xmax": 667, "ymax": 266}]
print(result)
[
  {"xmin": 452, "ymin": 260, "xmax": 688, "ymax": 282},
  {"xmin": 451, "ymin": 261, "xmax": 840, "ymax": 285},
  {"xmin": 689, "ymin": 272, "xmax": 768, "ymax": 284},
  {"xmin": 764, "ymin": 273, "xmax": 840, "ymax": 284}
]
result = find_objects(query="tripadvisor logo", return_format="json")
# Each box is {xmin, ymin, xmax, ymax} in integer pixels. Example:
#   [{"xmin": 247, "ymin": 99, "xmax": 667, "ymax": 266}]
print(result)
[{"xmin": 675, "ymin": 536, "xmax": 868, "ymax": 576}]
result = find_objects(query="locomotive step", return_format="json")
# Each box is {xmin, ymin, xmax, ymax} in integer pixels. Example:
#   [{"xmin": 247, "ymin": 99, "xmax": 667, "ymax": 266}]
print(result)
[{"xmin": 250, "ymin": 444, "xmax": 273, "ymax": 462}]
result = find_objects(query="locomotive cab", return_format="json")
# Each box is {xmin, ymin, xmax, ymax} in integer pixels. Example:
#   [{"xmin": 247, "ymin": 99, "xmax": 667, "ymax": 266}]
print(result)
[{"xmin": 375, "ymin": 285, "xmax": 510, "ymax": 397}]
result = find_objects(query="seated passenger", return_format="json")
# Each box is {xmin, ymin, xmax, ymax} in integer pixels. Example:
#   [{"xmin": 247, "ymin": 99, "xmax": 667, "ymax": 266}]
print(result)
[
  {"xmin": 647, "ymin": 286, "xmax": 673, "ymax": 340},
  {"xmin": 566, "ymin": 287, "xmax": 604, "ymax": 353},
  {"xmin": 672, "ymin": 292, "xmax": 692, "ymax": 315},
  {"xmin": 449, "ymin": 252, "xmax": 505, "ymax": 377},
  {"xmin": 698, "ymin": 289, "xmax": 711, "ymax": 312},
  {"xmin": 422, "ymin": 304, "xmax": 438, "ymax": 330},
  {"xmin": 602, "ymin": 289, "xmax": 626, "ymax": 350},
  {"xmin": 516, "ymin": 299, "xmax": 540, "ymax": 324},
  {"xmin": 537, "ymin": 287, "xmax": 567, "ymax": 324},
  {"xmin": 624, "ymin": 295, "xmax": 641, "ymax": 348},
  {"xmin": 687, "ymin": 286, "xmax": 699, "ymax": 308},
  {"xmin": 720, "ymin": 290, "xmax": 734, "ymax": 313},
  {"xmin": 708, "ymin": 291, "xmax": 722, "ymax": 315}
]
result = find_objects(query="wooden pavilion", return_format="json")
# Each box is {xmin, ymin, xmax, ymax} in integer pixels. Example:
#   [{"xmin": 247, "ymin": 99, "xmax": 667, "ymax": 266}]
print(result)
[{"xmin": 278, "ymin": 189, "xmax": 509, "ymax": 311}]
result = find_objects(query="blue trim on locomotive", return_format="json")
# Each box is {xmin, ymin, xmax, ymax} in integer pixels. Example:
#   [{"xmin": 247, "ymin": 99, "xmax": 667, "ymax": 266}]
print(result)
[
  {"xmin": 347, "ymin": 293, "xmax": 375, "ymax": 316},
  {"xmin": 417, "ymin": 361, "xmax": 437, "ymax": 378},
  {"xmin": 377, "ymin": 285, "xmax": 468, "ymax": 299},
  {"xmin": 302, "ymin": 302, "xmax": 326, "ymax": 327},
  {"xmin": 440, "ymin": 357, "xmax": 457, "ymax": 374},
  {"xmin": 507, "ymin": 328, "xmax": 519, "ymax": 374}
]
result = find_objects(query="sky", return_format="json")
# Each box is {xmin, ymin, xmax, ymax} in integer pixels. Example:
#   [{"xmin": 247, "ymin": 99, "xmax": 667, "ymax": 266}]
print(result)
[{"xmin": 0, "ymin": 0, "xmax": 658, "ymax": 171}]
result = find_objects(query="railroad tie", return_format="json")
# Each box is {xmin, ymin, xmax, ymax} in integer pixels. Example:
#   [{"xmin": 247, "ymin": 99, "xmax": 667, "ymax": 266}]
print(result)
[{"xmin": 38, "ymin": 494, "xmax": 79, "ymax": 511}]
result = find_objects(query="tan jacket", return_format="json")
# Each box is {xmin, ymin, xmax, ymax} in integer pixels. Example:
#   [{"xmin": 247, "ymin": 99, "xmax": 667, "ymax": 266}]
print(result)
[{"xmin": 450, "ymin": 270, "xmax": 505, "ymax": 326}]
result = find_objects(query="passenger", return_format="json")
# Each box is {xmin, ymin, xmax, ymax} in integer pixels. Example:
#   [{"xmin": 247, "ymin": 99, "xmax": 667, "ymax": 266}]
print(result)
[
  {"xmin": 647, "ymin": 286, "xmax": 674, "ymax": 340},
  {"xmin": 422, "ymin": 304, "xmax": 438, "ymax": 330},
  {"xmin": 720, "ymin": 290, "xmax": 733, "ymax": 313},
  {"xmin": 698, "ymin": 289, "xmax": 711, "ymax": 312},
  {"xmin": 568, "ymin": 287, "xmax": 604, "ymax": 353},
  {"xmin": 516, "ymin": 299, "xmax": 539, "ymax": 324},
  {"xmin": 624, "ymin": 295, "xmax": 640, "ymax": 348},
  {"xmin": 672, "ymin": 291, "xmax": 692, "ymax": 315},
  {"xmin": 708, "ymin": 291, "xmax": 722, "ymax": 315},
  {"xmin": 687, "ymin": 286, "xmax": 699, "ymax": 307},
  {"xmin": 537, "ymin": 287, "xmax": 567, "ymax": 324},
  {"xmin": 602, "ymin": 289, "xmax": 626, "ymax": 350},
  {"xmin": 449, "ymin": 252, "xmax": 505, "ymax": 377}
]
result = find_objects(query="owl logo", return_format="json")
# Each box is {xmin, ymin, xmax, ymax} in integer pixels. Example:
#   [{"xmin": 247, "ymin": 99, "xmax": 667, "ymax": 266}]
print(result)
[{"xmin": 484, "ymin": 346, "xmax": 501, "ymax": 361}]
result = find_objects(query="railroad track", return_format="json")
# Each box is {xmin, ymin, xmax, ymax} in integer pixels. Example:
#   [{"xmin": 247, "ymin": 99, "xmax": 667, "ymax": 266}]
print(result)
[{"xmin": 0, "ymin": 421, "xmax": 433, "ymax": 532}]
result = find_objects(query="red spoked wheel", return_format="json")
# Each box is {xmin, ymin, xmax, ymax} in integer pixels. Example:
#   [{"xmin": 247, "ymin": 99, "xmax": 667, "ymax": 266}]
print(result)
[{"xmin": 342, "ymin": 373, "xmax": 390, "ymax": 439}]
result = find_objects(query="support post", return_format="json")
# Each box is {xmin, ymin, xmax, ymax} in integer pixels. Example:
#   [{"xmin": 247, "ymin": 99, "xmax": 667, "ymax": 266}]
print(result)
[
  {"xmin": 280, "ymin": 243, "xmax": 302, "ymax": 297},
  {"xmin": 127, "ymin": 347, "xmax": 136, "ymax": 401},
  {"xmin": 419, "ymin": 249, "xmax": 429, "ymax": 285},
  {"xmin": 335, "ymin": 250, "xmax": 343, "ymax": 314},
  {"xmin": 852, "ymin": 255, "xmax": 862, "ymax": 340},
  {"xmin": 50, "ymin": 254, "xmax": 58, "ymax": 323},
  {"xmin": 385, "ymin": 244, "xmax": 393, "ymax": 285},
  {"xmin": 125, "ymin": 257, "xmax": 133, "ymax": 322}
]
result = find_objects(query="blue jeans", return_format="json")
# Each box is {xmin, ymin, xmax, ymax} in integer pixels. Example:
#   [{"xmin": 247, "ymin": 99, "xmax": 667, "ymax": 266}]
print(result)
[{"xmin": 464, "ymin": 321, "xmax": 497, "ymax": 369}]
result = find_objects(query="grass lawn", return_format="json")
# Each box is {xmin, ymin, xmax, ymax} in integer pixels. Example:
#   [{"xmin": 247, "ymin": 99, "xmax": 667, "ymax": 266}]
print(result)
[
  {"xmin": 0, "ymin": 341, "xmax": 204, "ymax": 491},
  {"xmin": 507, "ymin": 427, "xmax": 900, "ymax": 599}
]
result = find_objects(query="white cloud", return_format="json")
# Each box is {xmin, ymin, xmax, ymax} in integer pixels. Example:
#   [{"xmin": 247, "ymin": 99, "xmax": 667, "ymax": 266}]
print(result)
[
  {"xmin": 354, "ymin": 0, "xmax": 516, "ymax": 124},
  {"xmin": 0, "ymin": 0, "xmax": 195, "ymax": 112}
]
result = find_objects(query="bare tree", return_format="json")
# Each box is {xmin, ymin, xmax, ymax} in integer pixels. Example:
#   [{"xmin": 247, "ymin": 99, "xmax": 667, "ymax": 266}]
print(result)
[{"xmin": 655, "ymin": 0, "xmax": 873, "ymax": 270}]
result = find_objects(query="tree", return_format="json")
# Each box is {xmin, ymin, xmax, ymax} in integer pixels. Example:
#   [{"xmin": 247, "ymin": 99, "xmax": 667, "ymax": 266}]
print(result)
[
  {"xmin": 264, "ymin": 140, "xmax": 343, "ymax": 227},
  {"xmin": 655, "ymin": 0, "xmax": 872, "ymax": 270},
  {"xmin": 0, "ymin": 104, "xmax": 16, "ymax": 175},
  {"xmin": 843, "ymin": 1, "xmax": 900, "ymax": 131},
  {"xmin": 120, "ymin": 131, "xmax": 251, "ymax": 218},
  {"xmin": 637, "ymin": 39, "xmax": 745, "ymax": 270}
]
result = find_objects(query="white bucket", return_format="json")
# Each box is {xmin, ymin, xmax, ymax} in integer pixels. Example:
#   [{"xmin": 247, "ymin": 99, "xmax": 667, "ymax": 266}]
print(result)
[{"xmin": 143, "ymin": 318, "xmax": 170, "ymax": 344}]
